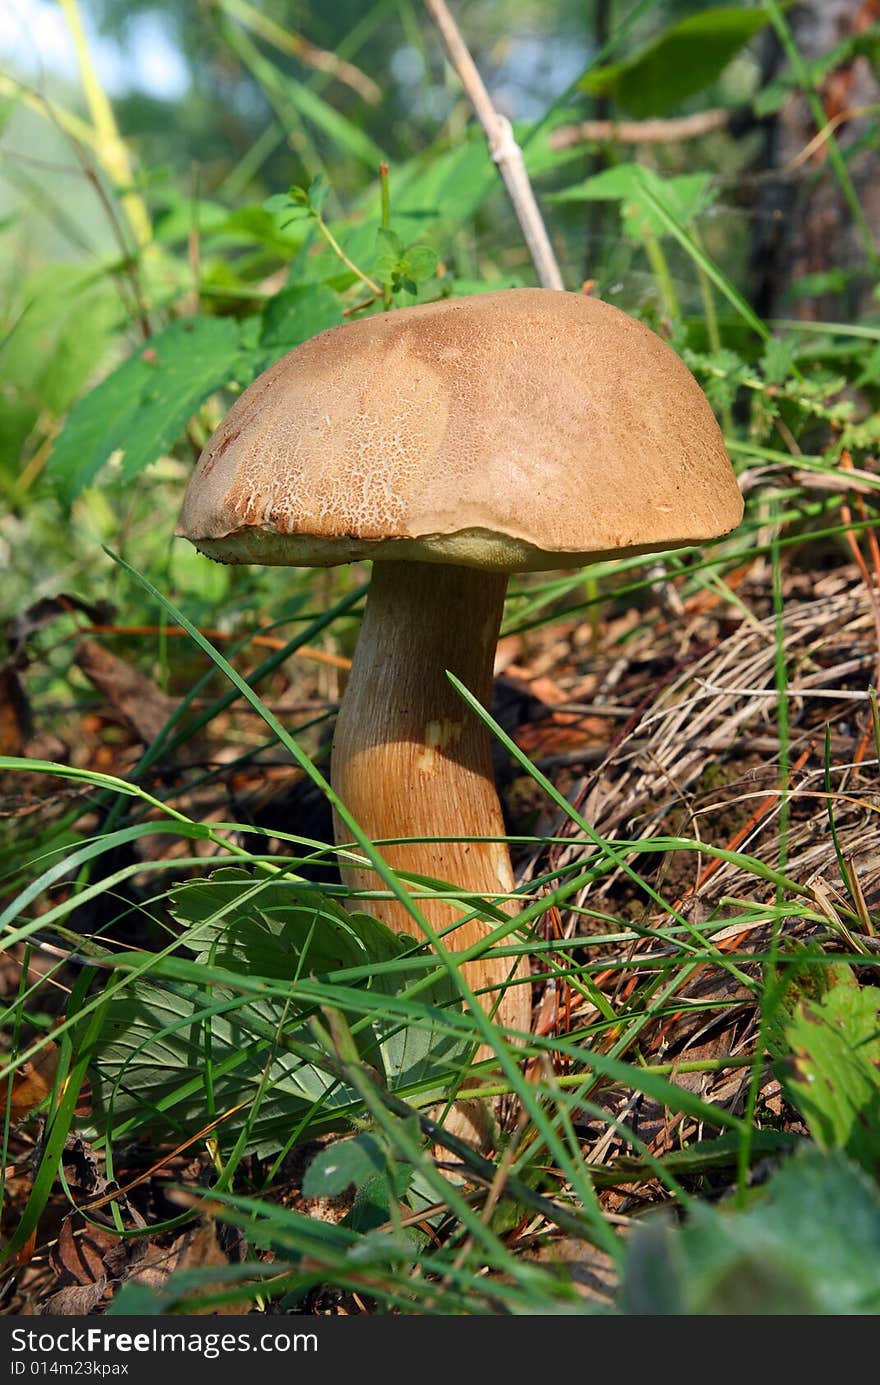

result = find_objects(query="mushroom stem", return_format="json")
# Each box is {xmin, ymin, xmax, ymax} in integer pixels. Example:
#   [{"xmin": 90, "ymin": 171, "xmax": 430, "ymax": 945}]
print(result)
[{"xmin": 331, "ymin": 559, "xmax": 531, "ymax": 1034}]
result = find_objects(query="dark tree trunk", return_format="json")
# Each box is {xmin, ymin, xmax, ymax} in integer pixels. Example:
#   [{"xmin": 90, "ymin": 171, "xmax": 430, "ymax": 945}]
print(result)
[{"xmin": 750, "ymin": 0, "xmax": 880, "ymax": 321}]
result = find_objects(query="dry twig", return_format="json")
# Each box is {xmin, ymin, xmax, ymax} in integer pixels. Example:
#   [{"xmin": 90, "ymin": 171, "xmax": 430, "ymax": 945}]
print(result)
[{"xmin": 424, "ymin": 0, "xmax": 564, "ymax": 290}]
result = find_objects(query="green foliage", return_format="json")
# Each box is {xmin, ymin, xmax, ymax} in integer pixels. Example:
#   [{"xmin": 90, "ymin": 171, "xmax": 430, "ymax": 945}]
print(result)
[
  {"xmin": 552, "ymin": 165, "xmax": 717, "ymax": 240},
  {"xmin": 372, "ymin": 227, "xmax": 439, "ymax": 297},
  {"xmin": 84, "ymin": 868, "xmax": 469, "ymax": 1157},
  {"xmin": 619, "ymin": 1150, "xmax": 880, "ymax": 1314},
  {"xmin": 46, "ymin": 283, "xmax": 343, "ymax": 502},
  {"xmin": 776, "ymin": 969, "xmax": 880, "ymax": 1171},
  {"xmin": 46, "ymin": 317, "xmax": 243, "ymax": 503},
  {"xmin": 7, "ymin": 0, "xmax": 880, "ymax": 1319},
  {"xmin": 579, "ymin": 5, "xmax": 775, "ymax": 117}
]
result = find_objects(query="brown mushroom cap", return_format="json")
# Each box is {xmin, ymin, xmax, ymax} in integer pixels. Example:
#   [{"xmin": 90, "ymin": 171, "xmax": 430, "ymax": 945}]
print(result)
[{"xmin": 177, "ymin": 288, "xmax": 743, "ymax": 572}]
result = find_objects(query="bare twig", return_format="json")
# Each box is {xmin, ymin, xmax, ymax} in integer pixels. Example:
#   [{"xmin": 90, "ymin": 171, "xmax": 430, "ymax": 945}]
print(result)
[
  {"xmin": 549, "ymin": 109, "xmax": 729, "ymax": 150},
  {"xmin": 424, "ymin": 0, "xmax": 564, "ymax": 290}
]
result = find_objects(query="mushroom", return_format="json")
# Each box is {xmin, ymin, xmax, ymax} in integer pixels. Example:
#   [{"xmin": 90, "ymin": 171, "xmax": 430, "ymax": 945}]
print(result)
[{"xmin": 176, "ymin": 287, "xmax": 743, "ymax": 1063}]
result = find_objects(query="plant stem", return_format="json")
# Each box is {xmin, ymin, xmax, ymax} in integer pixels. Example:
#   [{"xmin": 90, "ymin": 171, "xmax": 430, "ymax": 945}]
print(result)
[{"xmin": 315, "ymin": 215, "xmax": 381, "ymax": 295}]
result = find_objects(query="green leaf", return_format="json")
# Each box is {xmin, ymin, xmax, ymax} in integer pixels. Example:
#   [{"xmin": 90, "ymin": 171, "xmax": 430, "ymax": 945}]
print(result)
[
  {"xmin": 152, "ymin": 196, "xmax": 229, "ymax": 245},
  {"xmin": 86, "ymin": 869, "xmax": 470, "ymax": 1156},
  {"xmin": 303, "ymin": 1134, "xmax": 386, "ymax": 1198},
  {"xmin": 580, "ymin": 6, "xmax": 774, "ymax": 118},
  {"xmin": 779, "ymin": 973, "xmax": 880, "ymax": 1169},
  {"xmin": 373, "ymin": 226, "xmax": 405, "ymax": 276},
  {"xmin": 760, "ymin": 335, "xmax": 799, "ymax": 387},
  {"xmin": 167, "ymin": 867, "xmax": 399, "ymax": 978},
  {"xmin": 788, "ymin": 269, "xmax": 855, "ymax": 301},
  {"xmin": 552, "ymin": 165, "xmax": 716, "ymax": 239},
  {"xmin": 0, "ymin": 398, "xmax": 39, "ymax": 477},
  {"xmin": 619, "ymin": 1149, "xmax": 880, "ymax": 1314},
  {"xmin": 47, "ymin": 317, "xmax": 245, "ymax": 502},
  {"xmin": 216, "ymin": 205, "xmax": 304, "ymax": 255},
  {"xmin": 403, "ymin": 246, "xmax": 439, "ymax": 283}
]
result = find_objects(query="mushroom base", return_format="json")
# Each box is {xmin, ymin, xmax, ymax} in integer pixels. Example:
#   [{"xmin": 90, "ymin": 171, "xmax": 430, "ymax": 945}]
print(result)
[{"xmin": 331, "ymin": 560, "xmax": 531, "ymax": 1040}]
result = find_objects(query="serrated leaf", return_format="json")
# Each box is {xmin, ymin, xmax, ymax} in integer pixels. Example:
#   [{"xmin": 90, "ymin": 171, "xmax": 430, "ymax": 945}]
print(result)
[
  {"xmin": 580, "ymin": 6, "xmax": 774, "ymax": 118},
  {"xmin": 620, "ymin": 1150, "xmax": 880, "ymax": 1314},
  {"xmin": 47, "ymin": 317, "xmax": 246, "ymax": 502},
  {"xmin": 780, "ymin": 975, "xmax": 880, "ymax": 1168}
]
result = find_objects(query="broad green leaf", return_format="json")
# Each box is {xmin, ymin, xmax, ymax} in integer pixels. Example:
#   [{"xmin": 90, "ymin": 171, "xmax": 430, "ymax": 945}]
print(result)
[
  {"xmin": 167, "ymin": 866, "xmax": 400, "ymax": 978},
  {"xmin": 86, "ymin": 869, "xmax": 469, "ymax": 1156},
  {"xmin": 580, "ymin": 6, "xmax": 774, "ymax": 118},
  {"xmin": 624, "ymin": 1150, "xmax": 880, "ymax": 1314},
  {"xmin": 84, "ymin": 973, "xmax": 353, "ymax": 1157},
  {"xmin": 212, "ymin": 205, "xmax": 304, "ymax": 255},
  {"xmin": 47, "ymin": 317, "xmax": 245, "ymax": 502},
  {"xmin": 552, "ymin": 165, "xmax": 716, "ymax": 239}
]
